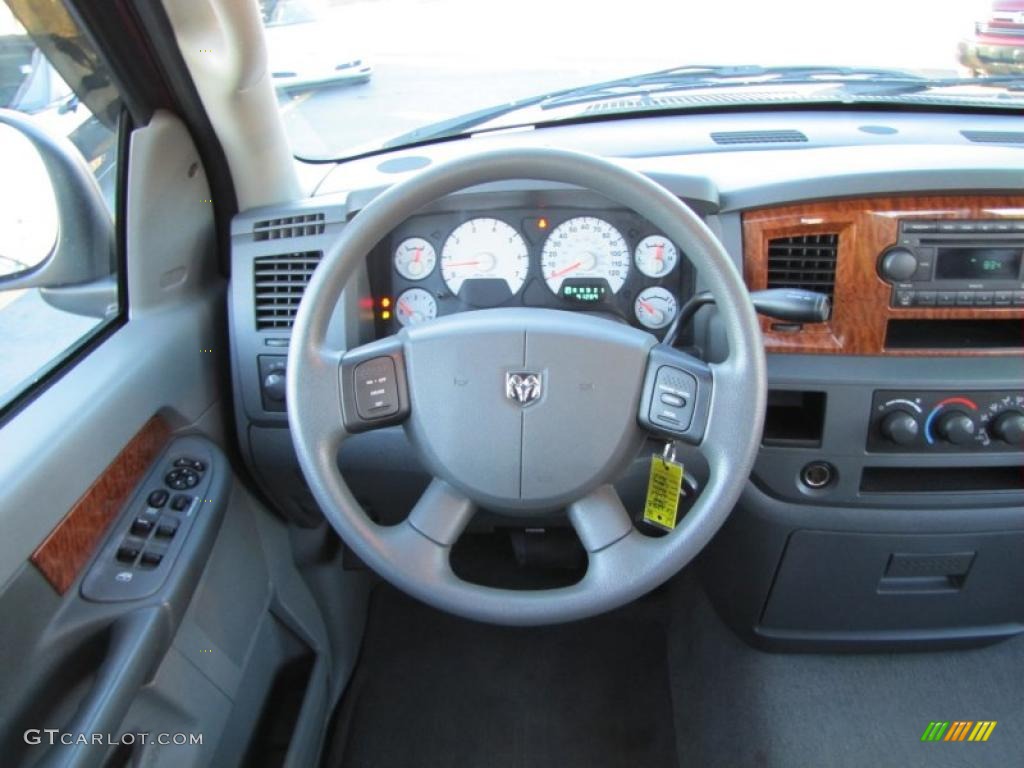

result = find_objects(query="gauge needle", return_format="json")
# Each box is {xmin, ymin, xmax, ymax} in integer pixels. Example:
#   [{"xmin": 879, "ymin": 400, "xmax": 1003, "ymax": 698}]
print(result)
[
  {"xmin": 444, "ymin": 260, "xmax": 480, "ymax": 268},
  {"xmin": 413, "ymin": 248, "xmax": 423, "ymax": 263},
  {"xmin": 639, "ymin": 300, "xmax": 655, "ymax": 314},
  {"xmin": 398, "ymin": 300, "xmax": 413, "ymax": 316},
  {"xmin": 550, "ymin": 261, "xmax": 582, "ymax": 279}
]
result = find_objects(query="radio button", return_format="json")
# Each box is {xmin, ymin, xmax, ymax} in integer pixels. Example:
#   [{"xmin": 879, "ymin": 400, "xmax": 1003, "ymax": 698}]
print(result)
[
  {"xmin": 894, "ymin": 289, "xmax": 915, "ymax": 307},
  {"xmin": 1012, "ymin": 291, "xmax": 1024, "ymax": 306},
  {"xmin": 903, "ymin": 221, "xmax": 936, "ymax": 233},
  {"xmin": 993, "ymin": 221, "xmax": 1013, "ymax": 233},
  {"xmin": 994, "ymin": 291, "xmax": 1013, "ymax": 307},
  {"xmin": 1010, "ymin": 221, "xmax": 1024, "ymax": 232},
  {"xmin": 956, "ymin": 291, "xmax": 975, "ymax": 306},
  {"xmin": 937, "ymin": 291, "xmax": 957, "ymax": 307},
  {"xmin": 956, "ymin": 222, "xmax": 979, "ymax": 232},
  {"xmin": 974, "ymin": 292, "xmax": 993, "ymax": 306},
  {"xmin": 938, "ymin": 222, "xmax": 960, "ymax": 233},
  {"xmin": 915, "ymin": 291, "xmax": 936, "ymax": 306}
]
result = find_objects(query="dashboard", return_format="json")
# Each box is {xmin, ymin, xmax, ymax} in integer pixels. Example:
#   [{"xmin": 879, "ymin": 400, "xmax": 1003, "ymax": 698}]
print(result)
[
  {"xmin": 229, "ymin": 108, "xmax": 1024, "ymax": 653},
  {"xmin": 366, "ymin": 208, "xmax": 692, "ymax": 339}
]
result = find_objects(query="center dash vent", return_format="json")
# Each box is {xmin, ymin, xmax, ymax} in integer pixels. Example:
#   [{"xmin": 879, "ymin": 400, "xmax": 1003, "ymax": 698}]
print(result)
[
  {"xmin": 254, "ymin": 251, "xmax": 322, "ymax": 330},
  {"xmin": 711, "ymin": 129, "xmax": 808, "ymax": 145},
  {"xmin": 767, "ymin": 233, "xmax": 839, "ymax": 298},
  {"xmin": 254, "ymin": 213, "xmax": 325, "ymax": 241},
  {"xmin": 960, "ymin": 130, "xmax": 1024, "ymax": 145}
]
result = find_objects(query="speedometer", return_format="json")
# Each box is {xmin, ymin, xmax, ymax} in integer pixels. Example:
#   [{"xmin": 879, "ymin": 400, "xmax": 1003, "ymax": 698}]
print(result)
[
  {"xmin": 440, "ymin": 218, "xmax": 529, "ymax": 296},
  {"xmin": 541, "ymin": 217, "xmax": 630, "ymax": 294}
]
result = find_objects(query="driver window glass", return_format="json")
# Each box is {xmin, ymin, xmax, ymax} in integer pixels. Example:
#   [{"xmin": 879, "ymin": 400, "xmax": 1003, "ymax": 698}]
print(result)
[{"xmin": 0, "ymin": 0, "xmax": 121, "ymax": 413}]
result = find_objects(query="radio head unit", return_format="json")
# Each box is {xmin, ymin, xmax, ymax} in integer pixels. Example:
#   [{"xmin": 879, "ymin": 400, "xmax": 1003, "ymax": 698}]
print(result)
[{"xmin": 879, "ymin": 220, "xmax": 1024, "ymax": 308}]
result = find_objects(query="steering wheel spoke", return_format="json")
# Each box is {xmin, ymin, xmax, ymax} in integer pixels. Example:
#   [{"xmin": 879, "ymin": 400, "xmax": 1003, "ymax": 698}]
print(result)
[
  {"xmin": 407, "ymin": 479, "xmax": 476, "ymax": 547},
  {"xmin": 567, "ymin": 485, "xmax": 633, "ymax": 553}
]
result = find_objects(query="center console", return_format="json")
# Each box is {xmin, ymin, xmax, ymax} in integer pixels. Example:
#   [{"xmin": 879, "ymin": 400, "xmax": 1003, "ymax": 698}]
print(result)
[{"xmin": 704, "ymin": 193, "xmax": 1024, "ymax": 652}]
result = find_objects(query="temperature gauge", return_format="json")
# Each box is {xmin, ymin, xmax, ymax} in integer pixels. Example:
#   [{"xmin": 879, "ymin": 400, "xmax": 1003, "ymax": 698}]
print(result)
[
  {"xmin": 394, "ymin": 237, "xmax": 437, "ymax": 280},
  {"xmin": 634, "ymin": 236, "xmax": 678, "ymax": 277},
  {"xmin": 394, "ymin": 288, "xmax": 437, "ymax": 327},
  {"xmin": 634, "ymin": 286, "xmax": 678, "ymax": 330}
]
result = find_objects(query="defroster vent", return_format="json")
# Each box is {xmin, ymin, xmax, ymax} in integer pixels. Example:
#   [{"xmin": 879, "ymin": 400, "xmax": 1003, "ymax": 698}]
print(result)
[
  {"xmin": 767, "ymin": 233, "xmax": 839, "ymax": 298},
  {"xmin": 254, "ymin": 251, "xmax": 322, "ymax": 330},
  {"xmin": 253, "ymin": 213, "xmax": 325, "ymax": 241}
]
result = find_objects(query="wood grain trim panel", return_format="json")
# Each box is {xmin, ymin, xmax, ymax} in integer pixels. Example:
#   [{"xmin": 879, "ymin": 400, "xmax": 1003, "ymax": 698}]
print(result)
[
  {"xmin": 30, "ymin": 415, "xmax": 172, "ymax": 594},
  {"xmin": 742, "ymin": 195, "xmax": 1024, "ymax": 355}
]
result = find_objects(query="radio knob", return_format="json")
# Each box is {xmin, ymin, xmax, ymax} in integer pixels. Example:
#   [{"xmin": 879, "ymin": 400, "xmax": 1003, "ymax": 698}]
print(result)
[
  {"xmin": 880, "ymin": 410, "xmax": 919, "ymax": 446},
  {"xmin": 935, "ymin": 411, "xmax": 976, "ymax": 445},
  {"xmin": 880, "ymin": 248, "xmax": 919, "ymax": 282},
  {"xmin": 990, "ymin": 411, "xmax": 1024, "ymax": 446}
]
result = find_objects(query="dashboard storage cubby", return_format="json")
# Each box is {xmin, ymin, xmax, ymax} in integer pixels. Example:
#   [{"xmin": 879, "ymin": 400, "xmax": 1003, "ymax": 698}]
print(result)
[{"xmin": 757, "ymin": 530, "xmax": 1024, "ymax": 647}]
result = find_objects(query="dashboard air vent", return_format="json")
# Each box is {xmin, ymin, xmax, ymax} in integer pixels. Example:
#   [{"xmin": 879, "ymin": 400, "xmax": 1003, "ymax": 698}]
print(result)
[
  {"xmin": 253, "ymin": 213, "xmax": 325, "ymax": 241},
  {"xmin": 711, "ymin": 130, "xmax": 808, "ymax": 145},
  {"xmin": 766, "ymin": 233, "xmax": 839, "ymax": 298},
  {"xmin": 254, "ymin": 251, "xmax": 322, "ymax": 330},
  {"xmin": 960, "ymin": 130, "xmax": 1024, "ymax": 144}
]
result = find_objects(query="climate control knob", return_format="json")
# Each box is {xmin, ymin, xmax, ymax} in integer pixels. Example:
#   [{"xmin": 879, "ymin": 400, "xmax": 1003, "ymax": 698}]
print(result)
[
  {"xmin": 880, "ymin": 410, "xmax": 919, "ymax": 446},
  {"xmin": 879, "ymin": 248, "xmax": 919, "ymax": 282},
  {"xmin": 990, "ymin": 411, "xmax": 1024, "ymax": 446},
  {"xmin": 935, "ymin": 411, "xmax": 976, "ymax": 445}
]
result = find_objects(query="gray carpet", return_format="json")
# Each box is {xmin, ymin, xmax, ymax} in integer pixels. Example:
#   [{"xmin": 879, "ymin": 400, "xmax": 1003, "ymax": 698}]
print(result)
[{"xmin": 667, "ymin": 577, "xmax": 1024, "ymax": 767}]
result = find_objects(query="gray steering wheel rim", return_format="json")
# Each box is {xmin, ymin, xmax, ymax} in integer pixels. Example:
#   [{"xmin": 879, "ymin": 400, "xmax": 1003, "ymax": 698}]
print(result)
[{"xmin": 287, "ymin": 147, "xmax": 766, "ymax": 626}]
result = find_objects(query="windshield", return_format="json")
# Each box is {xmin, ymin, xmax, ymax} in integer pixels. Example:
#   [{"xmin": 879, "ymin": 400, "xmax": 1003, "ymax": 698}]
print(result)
[{"xmin": 263, "ymin": 0, "xmax": 1020, "ymax": 161}]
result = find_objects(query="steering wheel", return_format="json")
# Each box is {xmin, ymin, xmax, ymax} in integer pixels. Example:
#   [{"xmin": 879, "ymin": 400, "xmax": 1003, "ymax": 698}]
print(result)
[{"xmin": 287, "ymin": 148, "xmax": 765, "ymax": 626}]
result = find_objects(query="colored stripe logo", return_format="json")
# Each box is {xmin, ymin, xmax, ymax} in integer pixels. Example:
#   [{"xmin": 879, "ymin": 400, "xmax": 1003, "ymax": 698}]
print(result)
[{"xmin": 921, "ymin": 721, "xmax": 997, "ymax": 742}]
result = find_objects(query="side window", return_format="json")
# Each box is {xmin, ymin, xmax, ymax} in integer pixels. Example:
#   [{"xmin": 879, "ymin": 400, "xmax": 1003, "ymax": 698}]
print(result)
[{"xmin": 0, "ymin": 1, "xmax": 121, "ymax": 412}]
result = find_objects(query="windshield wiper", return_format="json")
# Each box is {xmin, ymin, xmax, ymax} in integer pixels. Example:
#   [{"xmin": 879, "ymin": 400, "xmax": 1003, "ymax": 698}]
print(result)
[
  {"xmin": 380, "ymin": 64, "xmax": 1024, "ymax": 150},
  {"xmin": 538, "ymin": 65, "xmax": 1024, "ymax": 110}
]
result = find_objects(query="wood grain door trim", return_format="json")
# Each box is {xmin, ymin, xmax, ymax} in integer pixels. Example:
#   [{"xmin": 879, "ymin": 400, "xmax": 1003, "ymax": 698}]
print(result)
[{"xmin": 30, "ymin": 415, "xmax": 172, "ymax": 594}]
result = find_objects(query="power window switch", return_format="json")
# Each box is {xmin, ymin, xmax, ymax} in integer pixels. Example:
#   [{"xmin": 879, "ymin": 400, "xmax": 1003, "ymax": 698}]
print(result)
[
  {"xmin": 139, "ymin": 549, "xmax": 165, "ymax": 568},
  {"xmin": 116, "ymin": 540, "xmax": 143, "ymax": 564},
  {"xmin": 155, "ymin": 516, "xmax": 180, "ymax": 539},
  {"xmin": 130, "ymin": 515, "xmax": 157, "ymax": 536}
]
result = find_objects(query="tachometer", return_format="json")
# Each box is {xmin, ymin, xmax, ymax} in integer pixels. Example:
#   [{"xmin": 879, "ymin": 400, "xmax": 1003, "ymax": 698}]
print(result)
[
  {"xmin": 634, "ymin": 235, "xmax": 678, "ymax": 278},
  {"xmin": 394, "ymin": 237, "xmax": 436, "ymax": 280},
  {"xmin": 395, "ymin": 288, "xmax": 437, "ymax": 326},
  {"xmin": 634, "ymin": 286, "xmax": 678, "ymax": 330},
  {"xmin": 440, "ymin": 218, "xmax": 529, "ymax": 296},
  {"xmin": 541, "ymin": 217, "xmax": 629, "ymax": 295}
]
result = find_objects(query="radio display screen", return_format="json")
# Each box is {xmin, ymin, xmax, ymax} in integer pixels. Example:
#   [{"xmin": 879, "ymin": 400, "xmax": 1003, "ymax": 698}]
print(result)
[{"xmin": 935, "ymin": 247, "xmax": 1022, "ymax": 280}]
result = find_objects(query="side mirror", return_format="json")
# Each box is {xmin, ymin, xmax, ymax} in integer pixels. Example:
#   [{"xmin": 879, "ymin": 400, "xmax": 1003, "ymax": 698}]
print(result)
[{"xmin": 0, "ymin": 108, "xmax": 115, "ymax": 318}]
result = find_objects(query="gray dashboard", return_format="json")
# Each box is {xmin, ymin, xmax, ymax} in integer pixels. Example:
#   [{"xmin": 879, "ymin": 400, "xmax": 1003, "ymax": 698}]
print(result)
[{"xmin": 229, "ymin": 107, "xmax": 1024, "ymax": 649}]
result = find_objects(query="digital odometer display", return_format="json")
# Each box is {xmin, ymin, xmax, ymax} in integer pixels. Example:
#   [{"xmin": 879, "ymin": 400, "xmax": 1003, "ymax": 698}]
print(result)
[{"xmin": 935, "ymin": 247, "xmax": 1022, "ymax": 280}]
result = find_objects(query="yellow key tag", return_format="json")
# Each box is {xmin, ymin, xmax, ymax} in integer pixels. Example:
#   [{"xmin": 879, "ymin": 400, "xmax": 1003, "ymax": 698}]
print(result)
[{"xmin": 643, "ymin": 447, "xmax": 684, "ymax": 531}]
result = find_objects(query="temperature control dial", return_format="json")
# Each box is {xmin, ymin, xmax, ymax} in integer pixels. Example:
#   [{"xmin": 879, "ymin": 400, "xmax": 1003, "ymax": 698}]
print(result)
[{"xmin": 935, "ymin": 411, "xmax": 976, "ymax": 445}]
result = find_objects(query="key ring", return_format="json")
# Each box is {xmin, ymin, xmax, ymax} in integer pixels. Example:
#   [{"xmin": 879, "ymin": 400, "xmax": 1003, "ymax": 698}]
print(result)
[{"xmin": 662, "ymin": 441, "xmax": 677, "ymax": 467}]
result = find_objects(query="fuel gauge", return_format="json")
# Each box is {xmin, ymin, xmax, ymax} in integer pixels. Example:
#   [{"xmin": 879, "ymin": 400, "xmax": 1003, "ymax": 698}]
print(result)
[
  {"xmin": 634, "ymin": 236, "xmax": 678, "ymax": 277},
  {"xmin": 394, "ymin": 237, "xmax": 437, "ymax": 280},
  {"xmin": 634, "ymin": 286, "xmax": 678, "ymax": 330}
]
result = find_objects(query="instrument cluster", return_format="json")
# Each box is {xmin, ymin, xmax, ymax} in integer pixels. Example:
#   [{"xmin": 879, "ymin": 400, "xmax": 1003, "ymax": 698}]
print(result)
[{"xmin": 373, "ymin": 208, "xmax": 693, "ymax": 337}]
